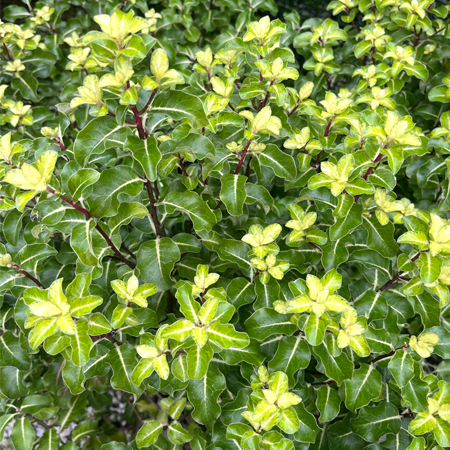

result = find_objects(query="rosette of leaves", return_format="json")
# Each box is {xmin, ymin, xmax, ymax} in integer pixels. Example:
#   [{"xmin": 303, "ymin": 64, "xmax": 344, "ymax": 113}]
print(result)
[
  {"xmin": 160, "ymin": 266, "xmax": 250, "ymax": 379},
  {"xmin": 242, "ymin": 224, "xmax": 290, "ymax": 284},
  {"xmin": 24, "ymin": 275, "xmax": 103, "ymax": 352},
  {"xmin": 284, "ymin": 203, "xmax": 327, "ymax": 247},
  {"xmin": 274, "ymin": 270, "xmax": 350, "ymax": 346},
  {"xmin": 337, "ymin": 307, "xmax": 370, "ymax": 356},
  {"xmin": 132, "ymin": 325, "xmax": 171, "ymax": 383},
  {"xmin": 3, "ymin": 150, "xmax": 57, "ymax": 210},
  {"xmin": 308, "ymin": 154, "xmax": 374, "ymax": 197},
  {"xmin": 242, "ymin": 371, "xmax": 302, "ymax": 434}
]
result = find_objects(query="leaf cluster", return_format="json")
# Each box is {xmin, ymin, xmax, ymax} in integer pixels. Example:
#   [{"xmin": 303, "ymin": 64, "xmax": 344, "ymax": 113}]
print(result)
[{"xmin": 1, "ymin": 0, "xmax": 450, "ymax": 449}]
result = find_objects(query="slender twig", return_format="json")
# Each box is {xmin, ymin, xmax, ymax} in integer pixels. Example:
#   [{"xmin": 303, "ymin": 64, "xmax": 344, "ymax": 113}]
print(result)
[
  {"xmin": 215, "ymin": 139, "xmax": 253, "ymax": 210},
  {"xmin": 413, "ymin": 29, "xmax": 423, "ymax": 46},
  {"xmin": 25, "ymin": 414, "xmax": 51, "ymax": 430},
  {"xmin": 107, "ymin": 111, "xmax": 136, "ymax": 125},
  {"xmin": 47, "ymin": 187, "xmax": 135, "ymax": 268},
  {"xmin": 410, "ymin": 96, "xmax": 425, "ymax": 112},
  {"xmin": 54, "ymin": 136, "xmax": 67, "ymax": 152},
  {"xmin": 200, "ymin": 164, "xmax": 208, "ymax": 185},
  {"xmin": 145, "ymin": 179, "xmax": 164, "ymax": 237},
  {"xmin": 153, "ymin": 181, "xmax": 159, "ymax": 200},
  {"xmin": 324, "ymin": 119, "xmax": 333, "ymax": 137},
  {"xmin": 11, "ymin": 263, "xmax": 44, "ymax": 288},
  {"xmin": 145, "ymin": 394, "xmax": 162, "ymax": 411},
  {"xmin": 369, "ymin": 344, "xmax": 409, "ymax": 364},
  {"xmin": 257, "ymin": 80, "xmax": 274, "ymax": 112},
  {"xmin": 288, "ymin": 103, "xmax": 299, "ymax": 117},
  {"xmin": 123, "ymin": 394, "xmax": 143, "ymax": 424},
  {"xmin": 418, "ymin": 26, "xmax": 446, "ymax": 41},
  {"xmin": 346, "ymin": 7, "xmax": 360, "ymax": 32},
  {"xmin": 363, "ymin": 153, "xmax": 385, "ymax": 180},
  {"xmin": 139, "ymin": 88, "xmax": 158, "ymax": 115},
  {"xmin": 53, "ymin": 232, "xmax": 64, "ymax": 243},
  {"xmin": 121, "ymin": 243, "xmax": 137, "ymax": 260},
  {"xmin": 97, "ymin": 224, "xmax": 135, "ymax": 267},
  {"xmin": 2, "ymin": 43, "xmax": 12, "ymax": 61},
  {"xmin": 125, "ymin": 89, "xmax": 164, "ymax": 238},
  {"xmin": 40, "ymin": 23, "xmax": 56, "ymax": 34},
  {"xmin": 234, "ymin": 139, "xmax": 253, "ymax": 175},
  {"xmin": 354, "ymin": 152, "xmax": 386, "ymax": 202},
  {"xmin": 125, "ymin": 80, "xmax": 148, "ymax": 138},
  {"xmin": 90, "ymin": 330, "xmax": 122, "ymax": 345},
  {"xmin": 54, "ymin": 136, "xmax": 70, "ymax": 161},
  {"xmin": 377, "ymin": 252, "xmax": 422, "ymax": 292},
  {"xmin": 47, "ymin": 187, "xmax": 90, "ymax": 216},
  {"xmin": 315, "ymin": 151, "xmax": 322, "ymax": 173},
  {"xmin": 311, "ymin": 379, "xmax": 336, "ymax": 386},
  {"xmin": 177, "ymin": 153, "xmax": 189, "ymax": 177},
  {"xmin": 258, "ymin": 91, "xmax": 270, "ymax": 111},
  {"xmin": 206, "ymin": 70, "xmax": 212, "ymax": 91},
  {"xmin": 131, "ymin": 105, "xmax": 148, "ymax": 139}
]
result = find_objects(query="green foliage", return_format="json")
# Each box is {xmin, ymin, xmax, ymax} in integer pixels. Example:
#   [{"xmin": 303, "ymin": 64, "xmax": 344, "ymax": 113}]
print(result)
[{"xmin": 1, "ymin": 0, "xmax": 450, "ymax": 448}]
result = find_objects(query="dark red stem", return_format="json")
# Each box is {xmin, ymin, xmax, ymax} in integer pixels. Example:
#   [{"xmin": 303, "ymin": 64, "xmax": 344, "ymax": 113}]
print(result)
[
  {"xmin": 54, "ymin": 136, "xmax": 67, "ymax": 152},
  {"xmin": 354, "ymin": 152, "xmax": 387, "ymax": 202},
  {"xmin": 234, "ymin": 139, "xmax": 252, "ymax": 175},
  {"xmin": 377, "ymin": 252, "xmax": 421, "ymax": 292},
  {"xmin": 47, "ymin": 187, "xmax": 135, "ymax": 268},
  {"xmin": 121, "ymin": 243, "xmax": 137, "ymax": 260},
  {"xmin": 324, "ymin": 119, "xmax": 333, "ymax": 137},
  {"xmin": 139, "ymin": 88, "xmax": 158, "ymax": 115},
  {"xmin": 364, "ymin": 152, "xmax": 385, "ymax": 181},
  {"xmin": 91, "ymin": 330, "xmax": 122, "ymax": 345},
  {"xmin": 145, "ymin": 179, "xmax": 164, "ymax": 237},
  {"xmin": 131, "ymin": 105, "xmax": 148, "ymax": 139},
  {"xmin": 215, "ymin": 139, "xmax": 252, "ymax": 210},
  {"xmin": 418, "ymin": 26, "xmax": 446, "ymax": 41},
  {"xmin": 370, "ymin": 344, "xmax": 409, "ymax": 364},
  {"xmin": 177, "ymin": 153, "xmax": 189, "ymax": 177},
  {"xmin": 107, "ymin": 111, "xmax": 136, "ymax": 125},
  {"xmin": 11, "ymin": 263, "xmax": 44, "ymax": 288},
  {"xmin": 2, "ymin": 43, "xmax": 12, "ymax": 60},
  {"xmin": 288, "ymin": 103, "xmax": 299, "ymax": 117},
  {"xmin": 311, "ymin": 379, "xmax": 336, "ymax": 386}
]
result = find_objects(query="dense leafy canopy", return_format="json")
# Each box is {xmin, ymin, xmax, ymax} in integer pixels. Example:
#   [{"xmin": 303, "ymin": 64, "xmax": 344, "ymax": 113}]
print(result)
[{"xmin": 1, "ymin": 0, "xmax": 450, "ymax": 448}]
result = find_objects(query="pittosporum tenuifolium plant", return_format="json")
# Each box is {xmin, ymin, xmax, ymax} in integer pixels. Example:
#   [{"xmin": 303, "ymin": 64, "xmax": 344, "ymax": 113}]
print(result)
[{"xmin": 1, "ymin": 0, "xmax": 450, "ymax": 448}]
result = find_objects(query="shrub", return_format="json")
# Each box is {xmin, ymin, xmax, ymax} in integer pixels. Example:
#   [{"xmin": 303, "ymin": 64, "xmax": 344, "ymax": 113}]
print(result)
[{"xmin": 1, "ymin": 0, "xmax": 450, "ymax": 448}]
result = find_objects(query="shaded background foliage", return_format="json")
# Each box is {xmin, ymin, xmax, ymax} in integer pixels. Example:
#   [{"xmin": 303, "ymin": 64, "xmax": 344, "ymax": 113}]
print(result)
[{"xmin": 1, "ymin": 0, "xmax": 450, "ymax": 450}]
